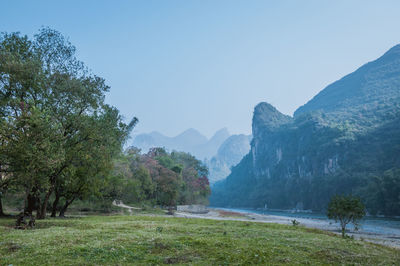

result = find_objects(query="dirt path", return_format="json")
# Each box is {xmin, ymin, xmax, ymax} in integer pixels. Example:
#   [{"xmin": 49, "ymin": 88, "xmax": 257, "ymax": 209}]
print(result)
[{"xmin": 112, "ymin": 200, "xmax": 141, "ymax": 214}]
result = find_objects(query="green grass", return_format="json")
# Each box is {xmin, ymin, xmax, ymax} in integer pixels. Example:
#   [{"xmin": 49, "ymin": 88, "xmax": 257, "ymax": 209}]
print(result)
[{"xmin": 0, "ymin": 215, "xmax": 399, "ymax": 265}]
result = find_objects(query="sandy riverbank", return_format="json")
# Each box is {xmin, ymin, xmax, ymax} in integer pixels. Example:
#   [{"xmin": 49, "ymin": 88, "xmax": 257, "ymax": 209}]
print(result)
[{"xmin": 174, "ymin": 208, "xmax": 400, "ymax": 249}]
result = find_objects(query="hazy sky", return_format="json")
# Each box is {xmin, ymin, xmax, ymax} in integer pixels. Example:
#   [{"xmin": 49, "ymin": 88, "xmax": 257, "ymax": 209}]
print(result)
[{"xmin": 2, "ymin": 0, "xmax": 400, "ymax": 138}]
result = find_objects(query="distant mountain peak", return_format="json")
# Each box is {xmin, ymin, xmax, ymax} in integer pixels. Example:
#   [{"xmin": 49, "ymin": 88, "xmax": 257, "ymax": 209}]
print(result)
[
  {"xmin": 253, "ymin": 102, "xmax": 292, "ymax": 134},
  {"xmin": 173, "ymin": 128, "xmax": 207, "ymax": 145},
  {"xmin": 254, "ymin": 102, "xmax": 278, "ymax": 112},
  {"xmin": 174, "ymin": 128, "xmax": 200, "ymax": 137},
  {"xmin": 148, "ymin": 131, "xmax": 165, "ymax": 137},
  {"xmin": 215, "ymin": 127, "xmax": 229, "ymax": 134},
  {"xmin": 132, "ymin": 128, "xmax": 231, "ymax": 160},
  {"xmin": 209, "ymin": 128, "xmax": 230, "ymax": 142},
  {"xmin": 181, "ymin": 128, "xmax": 201, "ymax": 134}
]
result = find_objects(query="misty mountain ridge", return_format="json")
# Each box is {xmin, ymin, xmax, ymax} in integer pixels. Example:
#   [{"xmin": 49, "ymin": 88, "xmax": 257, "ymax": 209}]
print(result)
[
  {"xmin": 132, "ymin": 128, "xmax": 230, "ymax": 160},
  {"xmin": 211, "ymin": 43, "xmax": 400, "ymax": 216}
]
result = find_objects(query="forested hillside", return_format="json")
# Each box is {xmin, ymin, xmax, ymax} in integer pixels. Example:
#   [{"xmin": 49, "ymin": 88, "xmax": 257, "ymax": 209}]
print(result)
[{"xmin": 211, "ymin": 45, "xmax": 400, "ymax": 216}]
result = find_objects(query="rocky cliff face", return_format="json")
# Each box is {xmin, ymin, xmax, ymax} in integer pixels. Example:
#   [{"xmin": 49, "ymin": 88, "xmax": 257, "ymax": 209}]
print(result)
[
  {"xmin": 211, "ymin": 44, "xmax": 400, "ymax": 215},
  {"xmin": 251, "ymin": 103, "xmax": 292, "ymax": 177},
  {"xmin": 250, "ymin": 105, "xmax": 343, "ymax": 181}
]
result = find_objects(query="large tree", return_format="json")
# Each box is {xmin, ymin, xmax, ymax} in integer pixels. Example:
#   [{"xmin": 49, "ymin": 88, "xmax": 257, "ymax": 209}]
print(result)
[
  {"xmin": 0, "ymin": 28, "xmax": 136, "ymax": 218},
  {"xmin": 0, "ymin": 31, "xmax": 64, "ymax": 216}
]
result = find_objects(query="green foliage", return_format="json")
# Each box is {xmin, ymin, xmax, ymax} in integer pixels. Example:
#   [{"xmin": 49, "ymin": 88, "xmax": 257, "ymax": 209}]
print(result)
[
  {"xmin": 0, "ymin": 28, "xmax": 136, "ymax": 218},
  {"xmin": 106, "ymin": 147, "xmax": 211, "ymax": 209},
  {"xmin": 155, "ymin": 155, "xmax": 175, "ymax": 169},
  {"xmin": 358, "ymin": 169, "xmax": 400, "ymax": 215},
  {"xmin": 327, "ymin": 195, "xmax": 366, "ymax": 237}
]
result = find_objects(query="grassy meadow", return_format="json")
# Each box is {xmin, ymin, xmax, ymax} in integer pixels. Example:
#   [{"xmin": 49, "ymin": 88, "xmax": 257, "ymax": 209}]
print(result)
[{"xmin": 1, "ymin": 214, "xmax": 399, "ymax": 265}]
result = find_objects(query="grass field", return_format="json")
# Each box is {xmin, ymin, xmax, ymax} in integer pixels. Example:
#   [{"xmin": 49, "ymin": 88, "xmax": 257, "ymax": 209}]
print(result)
[{"xmin": 1, "ymin": 214, "xmax": 399, "ymax": 265}]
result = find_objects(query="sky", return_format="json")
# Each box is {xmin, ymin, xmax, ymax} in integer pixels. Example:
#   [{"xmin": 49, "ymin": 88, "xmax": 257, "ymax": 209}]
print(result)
[{"xmin": 2, "ymin": 0, "xmax": 400, "ymax": 138}]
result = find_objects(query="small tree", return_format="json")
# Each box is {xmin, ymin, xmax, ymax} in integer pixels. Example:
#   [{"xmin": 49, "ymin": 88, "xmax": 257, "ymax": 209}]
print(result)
[{"xmin": 327, "ymin": 195, "xmax": 365, "ymax": 237}]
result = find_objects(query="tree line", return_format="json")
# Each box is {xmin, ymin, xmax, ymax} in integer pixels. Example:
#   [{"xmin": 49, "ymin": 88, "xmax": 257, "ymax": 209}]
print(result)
[{"xmin": 104, "ymin": 147, "xmax": 210, "ymax": 209}]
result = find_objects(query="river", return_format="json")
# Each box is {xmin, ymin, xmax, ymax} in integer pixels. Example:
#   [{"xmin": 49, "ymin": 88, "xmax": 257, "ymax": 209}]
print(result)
[{"xmin": 212, "ymin": 207, "xmax": 400, "ymax": 237}]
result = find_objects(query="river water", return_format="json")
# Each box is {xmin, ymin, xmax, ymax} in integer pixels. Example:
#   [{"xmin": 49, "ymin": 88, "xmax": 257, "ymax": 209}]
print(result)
[{"xmin": 213, "ymin": 207, "xmax": 400, "ymax": 237}]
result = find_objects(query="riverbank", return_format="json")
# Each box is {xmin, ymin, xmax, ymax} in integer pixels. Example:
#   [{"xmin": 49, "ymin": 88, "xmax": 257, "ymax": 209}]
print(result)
[{"xmin": 174, "ymin": 208, "xmax": 400, "ymax": 249}]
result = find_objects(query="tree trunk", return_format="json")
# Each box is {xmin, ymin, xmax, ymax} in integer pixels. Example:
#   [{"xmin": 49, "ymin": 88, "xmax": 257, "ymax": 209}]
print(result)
[
  {"xmin": 0, "ymin": 165, "xmax": 6, "ymax": 217},
  {"xmin": 340, "ymin": 219, "xmax": 348, "ymax": 238},
  {"xmin": 59, "ymin": 198, "xmax": 75, "ymax": 217},
  {"xmin": 37, "ymin": 186, "xmax": 54, "ymax": 219},
  {"xmin": 36, "ymin": 196, "xmax": 42, "ymax": 218},
  {"xmin": 51, "ymin": 190, "xmax": 60, "ymax": 217},
  {"xmin": 0, "ymin": 196, "xmax": 5, "ymax": 216},
  {"xmin": 25, "ymin": 193, "xmax": 38, "ymax": 216}
]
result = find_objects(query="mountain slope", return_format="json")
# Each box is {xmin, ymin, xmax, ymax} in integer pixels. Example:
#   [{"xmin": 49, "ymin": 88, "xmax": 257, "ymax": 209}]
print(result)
[
  {"xmin": 207, "ymin": 134, "xmax": 251, "ymax": 184},
  {"xmin": 211, "ymin": 44, "xmax": 400, "ymax": 215},
  {"xmin": 295, "ymin": 44, "xmax": 400, "ymax": 123}
]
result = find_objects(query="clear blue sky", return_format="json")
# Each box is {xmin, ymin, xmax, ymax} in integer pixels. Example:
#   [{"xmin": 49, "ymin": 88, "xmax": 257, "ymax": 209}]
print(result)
[{"xmin": 2, "ymin": 0, "xmax": 400, "ymax": 138}]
